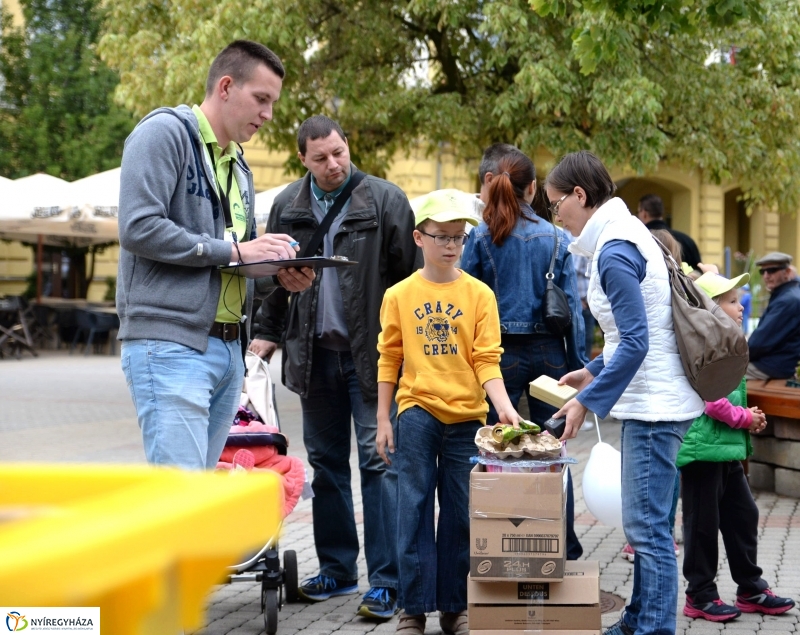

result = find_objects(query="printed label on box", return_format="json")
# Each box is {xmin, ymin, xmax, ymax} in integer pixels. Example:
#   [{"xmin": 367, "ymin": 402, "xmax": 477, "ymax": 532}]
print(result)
[
  {"xmin": 518, "ymin": 582, "xmax": 550, "ymax": 600},
  {"xmin": 470, "ymin": 556, "xmax": 564, "ymax": 579},
  {"xmin": 502, "ymin": 535, "xmax": 560, "ymax": 554}
]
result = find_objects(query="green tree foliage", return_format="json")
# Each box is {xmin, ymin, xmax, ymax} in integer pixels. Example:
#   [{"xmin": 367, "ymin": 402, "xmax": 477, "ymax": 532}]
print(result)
[
  {"xmin": 99, "ymin": 0, "xmax": 800, "ymax": 212},
  {"xmin": 0, "ymin": 0, "xmax": 135, "ymax": 180}
]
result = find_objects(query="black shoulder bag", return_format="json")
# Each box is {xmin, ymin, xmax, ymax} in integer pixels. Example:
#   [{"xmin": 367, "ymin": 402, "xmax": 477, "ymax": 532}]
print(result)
[
  {"xmin": 543, "ymin": 224, "xmax": 572, "ymax": 336},
  {"xmin": 302, "ymin": 170, "xmax": 366, "ymax": 258}
]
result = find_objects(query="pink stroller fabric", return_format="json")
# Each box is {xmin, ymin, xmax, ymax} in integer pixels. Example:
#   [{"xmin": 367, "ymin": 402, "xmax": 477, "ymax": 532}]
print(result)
[{"xmin": 217, "ymin": 421, "xmax": 306, "ymax": 516}]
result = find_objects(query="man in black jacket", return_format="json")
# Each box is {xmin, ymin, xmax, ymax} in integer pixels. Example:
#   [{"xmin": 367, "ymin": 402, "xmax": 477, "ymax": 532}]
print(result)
[
  {"xmin": 251, "ymin": 116, "xmax": 421, "ymax": 618},
  {"xmin": 746, "ymin": 252, "xmax": 800, "ymax": 380},
  {"xmin": 637, "ymin": 193, "xmax": 702, "ymax": 270}
]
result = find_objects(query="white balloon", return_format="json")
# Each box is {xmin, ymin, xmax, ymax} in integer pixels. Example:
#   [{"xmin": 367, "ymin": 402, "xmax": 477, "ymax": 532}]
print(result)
[{"xmin": 582, "ymin": 442, "xmax": 624, "ymax": 528}]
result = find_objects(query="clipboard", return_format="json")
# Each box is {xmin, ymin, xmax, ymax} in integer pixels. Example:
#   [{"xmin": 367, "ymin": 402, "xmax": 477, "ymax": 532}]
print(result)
[{"xmin": 219, "ymin": 256, "xmax": 358, "ymax": 279}]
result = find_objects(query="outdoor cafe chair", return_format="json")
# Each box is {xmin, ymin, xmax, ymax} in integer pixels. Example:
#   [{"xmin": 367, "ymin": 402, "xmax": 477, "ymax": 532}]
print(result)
[{"xmin": 70, "ymin": 308, "xmax": 120, "ymax": 356}]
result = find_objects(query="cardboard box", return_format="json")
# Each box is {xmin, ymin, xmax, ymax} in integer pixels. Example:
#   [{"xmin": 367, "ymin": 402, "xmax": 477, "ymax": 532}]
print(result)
[
  {"xmin": 470, "ymin": 465, "xmax": 566, "ymax": 581},
  {"xmin": 470, "ymin": 464, "xmax": 566, "ymax": 520},
  {"xmin": 468, "ymin": 561, "xmax": 601, "ymax": 632}
]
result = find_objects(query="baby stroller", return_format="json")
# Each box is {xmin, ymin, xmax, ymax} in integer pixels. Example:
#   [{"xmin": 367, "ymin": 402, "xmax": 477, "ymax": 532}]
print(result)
[{"xmin": 218, "ymin": 352, "xmax": 306, "ymax": 635}]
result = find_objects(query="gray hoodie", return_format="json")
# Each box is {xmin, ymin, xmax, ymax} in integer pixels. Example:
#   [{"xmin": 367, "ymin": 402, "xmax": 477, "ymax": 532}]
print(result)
[{"xmin": 117, "ymin": 105, "xmax": 270, "ymax": 352}]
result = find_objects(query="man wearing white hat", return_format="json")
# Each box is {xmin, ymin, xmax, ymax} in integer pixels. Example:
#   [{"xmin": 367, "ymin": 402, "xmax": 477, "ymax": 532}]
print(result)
[{"xmin": 746, "ymin": 252, "xmax": 800, "ymax": 380}]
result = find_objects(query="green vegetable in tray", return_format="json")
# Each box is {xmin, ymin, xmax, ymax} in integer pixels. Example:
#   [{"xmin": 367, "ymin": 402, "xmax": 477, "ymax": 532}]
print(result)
[{"xmin": 491, "ymin": 420, "xmax": 541, "ymax": 447}]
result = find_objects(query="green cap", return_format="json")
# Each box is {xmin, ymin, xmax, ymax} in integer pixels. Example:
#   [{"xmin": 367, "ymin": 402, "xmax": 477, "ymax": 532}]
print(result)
[
  {"xmin": 695, "ymin": 271, "xmax": 750, "ymax": 299},
  {"xmin": 413, "ymin": 189, "xmax": 481, "ymax": 227}
]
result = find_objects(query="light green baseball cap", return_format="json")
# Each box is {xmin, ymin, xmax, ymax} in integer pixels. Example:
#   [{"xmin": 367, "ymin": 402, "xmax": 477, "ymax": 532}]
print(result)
[
  {"xmin": 695, "ymin": 271, "xmax": 750, "ymax": 299},
  {"xmin": 414, "ymin": 189, "xmax": 481, "ymax": 227}
]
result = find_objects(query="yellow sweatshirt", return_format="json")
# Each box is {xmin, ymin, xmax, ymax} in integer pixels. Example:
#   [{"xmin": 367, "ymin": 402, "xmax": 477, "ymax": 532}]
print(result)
[{"xmin": 377, "ymin": 270, "xmax": 504, "ymax": 424}]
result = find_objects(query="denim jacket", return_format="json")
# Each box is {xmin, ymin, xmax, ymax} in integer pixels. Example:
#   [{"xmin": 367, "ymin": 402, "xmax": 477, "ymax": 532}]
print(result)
[{"xmin": 461, "ymin": 205, "xmax": 586, "ymax": 371}]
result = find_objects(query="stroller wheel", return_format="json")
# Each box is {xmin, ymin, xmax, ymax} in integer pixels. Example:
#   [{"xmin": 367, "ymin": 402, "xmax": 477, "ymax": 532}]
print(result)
[
  {"xmin": 263, "ymin": 587, "xmax": 279, "ymax": 635},
  {"xmin": 284, "ymin": 550, "xmax": 298, "ymax": 603}
]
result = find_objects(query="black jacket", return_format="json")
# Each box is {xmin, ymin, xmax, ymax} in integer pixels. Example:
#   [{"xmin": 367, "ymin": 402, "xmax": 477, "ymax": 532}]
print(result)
[
  {"xmin": 254, "ymin": 166, "xmax": 422, "ymax": 400},
  {"xmin": 645, "ymin": 219, "xmax": 702, "ymax": 269},
  {"xmin": 748, "ymin": 279, "xmax": 800, "ymax": 378}
]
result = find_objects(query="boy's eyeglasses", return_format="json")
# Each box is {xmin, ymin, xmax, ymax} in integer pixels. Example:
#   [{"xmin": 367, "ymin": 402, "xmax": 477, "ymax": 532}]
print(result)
[
  {"xmin": 419, "ymin": 231, "xmax": 469, "ymax": 246},
  {"xmin": 759, "ymin": 266, "xmax": 786, "ymax": 276},
  {"xmin": 548, "ymin": 193, "xmax": 570, "ymax": 216}
]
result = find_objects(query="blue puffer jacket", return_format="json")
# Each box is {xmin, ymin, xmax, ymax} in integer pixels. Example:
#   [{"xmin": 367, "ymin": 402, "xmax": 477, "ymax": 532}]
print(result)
[{"xmin": 461, "ymin": 205, "xmax": 586, "ymax": 371}]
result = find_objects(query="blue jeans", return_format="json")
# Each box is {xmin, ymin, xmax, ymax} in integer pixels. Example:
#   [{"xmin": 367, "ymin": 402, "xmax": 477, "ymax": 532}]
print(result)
[
  {"xmin": 300, "ymin": 346, "xmax": 397, "ymax": 588},
  {"xmin": 488, "ymin": 335, "xmax": 583, "ymax": 560},
  {"xmin": 582, "ymin": 306, "xmax": 596, "ymax": 358},
  {"xmin": 395, "ymin": 406, "xmax": 480, "ymax": 614},
  {"xmin": 620, "ymin": 419, "xmax": 692, "ymax": 635},
  {"xmin": 120, "ymin": 337, "xmax": 244, "ymax": 470}
]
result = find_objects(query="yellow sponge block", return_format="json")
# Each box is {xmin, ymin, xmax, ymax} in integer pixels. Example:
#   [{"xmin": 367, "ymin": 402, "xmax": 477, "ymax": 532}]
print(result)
[{"xmin": 529, "ymin": 375, "xmax": 578, "ymax": 408}]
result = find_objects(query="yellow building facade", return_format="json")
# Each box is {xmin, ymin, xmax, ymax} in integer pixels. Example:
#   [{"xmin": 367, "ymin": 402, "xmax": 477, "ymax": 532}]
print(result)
[{"xmin": 1, "ymin": 138, "xmax": 799, "ymax": 300}]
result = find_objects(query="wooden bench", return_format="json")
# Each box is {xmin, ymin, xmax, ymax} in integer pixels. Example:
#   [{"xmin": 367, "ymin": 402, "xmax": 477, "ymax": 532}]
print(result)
[{"xmin": 746, "ymin": 379, "xmax": 800, "ymax": 497}]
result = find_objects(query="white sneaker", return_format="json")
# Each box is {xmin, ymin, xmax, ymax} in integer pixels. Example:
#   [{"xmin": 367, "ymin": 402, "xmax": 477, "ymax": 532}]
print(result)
[{"xmin": 580, "ymin": 419, "xmax": 594, "ymax": 431}]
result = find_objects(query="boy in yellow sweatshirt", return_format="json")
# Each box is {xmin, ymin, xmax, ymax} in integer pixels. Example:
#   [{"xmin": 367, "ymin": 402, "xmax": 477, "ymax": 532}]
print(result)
[{"xmin": 376, "ymin": 189, "xmax": 520, "ymax": 635}]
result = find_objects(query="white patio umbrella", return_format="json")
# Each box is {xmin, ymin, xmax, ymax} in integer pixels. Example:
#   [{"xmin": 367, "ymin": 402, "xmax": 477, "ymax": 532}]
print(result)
[
  {"xmin": 0, "ymin": 173, "xmax": 74, "ymax": 228},
  {"xmin": 253, "ymin": 183, "xmax": 291, "ymax": 235},
  {"xmin": 54, "ymin": 168, "xmax": 122, "ymax": 243},
  {"xmin": 0, "ymin": 172, "xmax": 119, "ymax": 245},
  {"xmin": 68, "ymin": 168, "xmax": 120, "ymax": 212},
  {"xmin": 0, "ymin": 172, "xmax": 119, "ymax": 302}
]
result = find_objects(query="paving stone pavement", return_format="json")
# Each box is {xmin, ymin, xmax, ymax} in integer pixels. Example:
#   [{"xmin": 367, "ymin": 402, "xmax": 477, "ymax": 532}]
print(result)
[{"xmin": 1, "ymin": 351, "xmax": 798, "ymax": 634}]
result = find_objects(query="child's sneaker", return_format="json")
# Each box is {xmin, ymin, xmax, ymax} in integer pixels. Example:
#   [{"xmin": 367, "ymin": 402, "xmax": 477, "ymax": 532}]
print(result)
[
  {"xmin": 396, "ymin": 611, "xmax": 426, "ymax": 635},
  {"xmin": 620, "ymin": 543, "xmax": 635, "ymax": 562},
  {"xmin": 683, "ymin": 596, "xmax": 741, "ymax": 622},
  {"xmin": 735, "ymin": 589, "xmax": 796, "ymax": 615},
  {"xmin": 440, "ymin": 610, "xmax": 469, "ymax": 635},
  {"xmin": 357, "ymin": 587, "xmax": 398, "ymax": 619}
]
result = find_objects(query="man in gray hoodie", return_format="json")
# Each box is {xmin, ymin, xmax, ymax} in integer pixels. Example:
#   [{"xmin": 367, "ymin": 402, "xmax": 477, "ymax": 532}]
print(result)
[{"xmin": 117, "ymin": 40, "xmax": 313, "ymax": 471}]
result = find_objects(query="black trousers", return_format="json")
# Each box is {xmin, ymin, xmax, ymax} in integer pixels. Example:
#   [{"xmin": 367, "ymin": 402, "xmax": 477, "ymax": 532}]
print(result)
[{"xmin": 680, "ymin": 460, "xmax": 768, "ymax": 602}]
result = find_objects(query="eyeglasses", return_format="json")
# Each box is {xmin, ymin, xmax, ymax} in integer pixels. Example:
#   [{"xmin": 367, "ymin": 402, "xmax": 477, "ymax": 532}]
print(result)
[
  {"xmin": 419, "ymin": 231, "xmax": 469, "ymax": 246},
  {"xmin": 548, "ymin": 193, "xmax": 571, "ymax": 216},
  {"xmin": 759, "ymin": 266, "xmax": 786, "ymax": 276}
]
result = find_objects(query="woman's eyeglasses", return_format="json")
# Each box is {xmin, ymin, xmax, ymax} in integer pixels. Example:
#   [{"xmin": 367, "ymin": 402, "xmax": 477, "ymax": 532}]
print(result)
[
  {"xmin": 419, "ymin": 231, "xmax": 469, "ymax": 246},
  {"xmin": 548, "ymin": 193, "xmax": 571, "ymax": 216}
]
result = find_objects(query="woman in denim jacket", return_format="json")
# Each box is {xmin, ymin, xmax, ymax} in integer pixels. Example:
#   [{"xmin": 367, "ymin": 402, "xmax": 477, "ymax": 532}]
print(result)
[{"xmin": 461, "ymin": 148, "xmax": 586, "ymax": 559}]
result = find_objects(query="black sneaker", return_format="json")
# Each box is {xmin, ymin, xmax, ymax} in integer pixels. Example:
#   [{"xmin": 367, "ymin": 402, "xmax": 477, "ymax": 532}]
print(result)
[
  {"xmin": 357, "ymin": 587, "xmax": 398, "ymax": 619},
  {"xmin": 298, "ymin": 574, "xmax": 359, "ymax": 602},
  {"xmin": 683, "ymin": 596, "xmax": 741, "ymax": 622},
  {"xmin": 736, "ymin": 588, "xmax": 796, "ymax": 615},
  {"xmin": 603, "ymin": 617, "xmax": 635, "ymax": 635}
]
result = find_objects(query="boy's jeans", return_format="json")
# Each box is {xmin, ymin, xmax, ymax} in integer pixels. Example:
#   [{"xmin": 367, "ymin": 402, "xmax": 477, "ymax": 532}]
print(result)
[
  {"xmin": 395, "ymin": 406, "xmax": 481, "ymax": 614},
  {"xmin": 121, "ymin": 337, "xmax": 244, "ymax": 470},
  {"xmin": 620, "ymin": 418, "xmax": 692, "ymax": 635}
]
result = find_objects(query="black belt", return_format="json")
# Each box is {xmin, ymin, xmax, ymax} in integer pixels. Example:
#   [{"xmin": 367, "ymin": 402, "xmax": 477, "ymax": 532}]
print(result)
[{"xmin": 209, "ymin": 321, "xmax": 240, "ymax": 341}]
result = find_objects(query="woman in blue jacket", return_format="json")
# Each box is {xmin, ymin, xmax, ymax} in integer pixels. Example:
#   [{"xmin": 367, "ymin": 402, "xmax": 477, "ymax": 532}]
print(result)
[{"xmin": 461, "ymin": 148, "xmax": 586, "ymax": 559}]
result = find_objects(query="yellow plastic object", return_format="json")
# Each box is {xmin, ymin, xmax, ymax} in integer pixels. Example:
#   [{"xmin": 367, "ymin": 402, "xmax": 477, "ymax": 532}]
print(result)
[{"xmin": 0, "ymin": 464, "xmax": 282, "ymax": 635}]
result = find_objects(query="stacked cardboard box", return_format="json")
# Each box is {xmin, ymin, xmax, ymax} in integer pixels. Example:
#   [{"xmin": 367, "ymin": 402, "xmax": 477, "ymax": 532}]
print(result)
[{"xmin": 468, "ymin": 464, "xmax": 601, "ymax": 633}]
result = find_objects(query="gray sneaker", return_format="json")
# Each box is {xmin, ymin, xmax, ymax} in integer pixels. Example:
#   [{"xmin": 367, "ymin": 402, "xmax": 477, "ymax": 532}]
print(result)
[
  {"xmin": 439, "ymin": 610, "xmax": 468, "ymax": 635},
  {"xmin": 604, "ymin": 616, "xmax": 634, "ymax": 635},
  {"xmin": 395, "ymin": 611, "xmax": 425, "ymax": 635}
]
